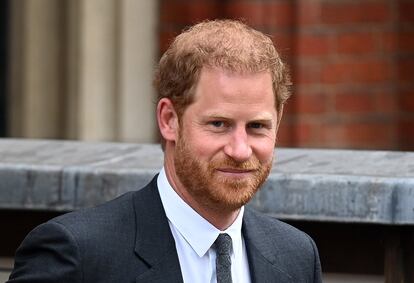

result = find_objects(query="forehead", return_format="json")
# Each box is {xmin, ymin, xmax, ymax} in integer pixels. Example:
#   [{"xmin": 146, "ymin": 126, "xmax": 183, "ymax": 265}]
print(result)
[
  {"xmin": 187, "ymin": 67, "xmax": 277, "ymax": 119},
  {"xmin": 194, "ymin": 67, "xmax": 274, "ymax": 101}
]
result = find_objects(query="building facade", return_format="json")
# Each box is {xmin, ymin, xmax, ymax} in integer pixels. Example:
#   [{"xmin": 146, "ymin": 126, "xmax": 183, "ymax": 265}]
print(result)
[{"xmin": 1, "ymin": 0, "xmax": 414, "ymax": 150}]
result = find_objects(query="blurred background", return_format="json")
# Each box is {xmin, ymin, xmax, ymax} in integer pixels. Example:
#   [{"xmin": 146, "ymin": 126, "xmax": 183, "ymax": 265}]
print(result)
[
  {"xmin": 0, "ymin": 0, "xmax": 413, "ymax": 150},
  {"xmin": 0, "ymin": 1, "xmax": 414, "ymax": 282}
]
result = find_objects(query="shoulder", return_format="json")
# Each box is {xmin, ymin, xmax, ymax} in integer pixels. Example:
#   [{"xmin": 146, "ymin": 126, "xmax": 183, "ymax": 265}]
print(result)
[
  {"xmin": 244, "ymin": 207, "xmax": 310, "ymax": 241},
  {"xmin": 52, "ymin": 190, "xmax": 137, "ymax": 232},
  {"xmin": 243, "ymin": 208, "xmax": 322, "ymax": 282},
  {"xmin": 8, "ymin": 180, "xmax": 158, "ymax": 282},
  {"xmin": 244, "ymin": 207, "xmax": 319, "ymax": 264},
  {"xmin": 22, "ymin": 190, "xmax": 140, "ymax": 254},
  {"xmin": 51, "ymin": 175, "xmax": 159, "ymax": 232}
]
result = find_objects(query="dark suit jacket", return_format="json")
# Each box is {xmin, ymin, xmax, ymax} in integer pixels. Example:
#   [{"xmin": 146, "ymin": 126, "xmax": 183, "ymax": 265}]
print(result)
[{"xmin": 8, "ymin": 176, "xmax": 322, "ymax": 283}]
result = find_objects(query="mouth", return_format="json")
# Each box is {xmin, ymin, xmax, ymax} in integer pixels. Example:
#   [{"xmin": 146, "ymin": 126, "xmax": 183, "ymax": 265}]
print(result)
[{"xmin": 216, "ymin": 168, "xmax": 256, "ymax": 177}]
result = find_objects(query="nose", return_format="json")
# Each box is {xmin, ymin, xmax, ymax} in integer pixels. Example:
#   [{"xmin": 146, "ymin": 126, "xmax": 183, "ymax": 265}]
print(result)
[{"xmin": 223, "ymin": 127, "xmax": 252, "ymax": 162}]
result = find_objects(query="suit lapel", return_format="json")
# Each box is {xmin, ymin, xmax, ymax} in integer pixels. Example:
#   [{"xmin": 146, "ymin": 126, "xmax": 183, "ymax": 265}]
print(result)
[
  {"xmin": 131, "ymin": 177, "xmax": 295, "ymax": 282},
  {"xmin": 132, "ymin": 176, "xmax": 184, "ymax": 283},
  {"xmin": 243, "ymin": 209, "xmax": 294, "ymax": 283}
]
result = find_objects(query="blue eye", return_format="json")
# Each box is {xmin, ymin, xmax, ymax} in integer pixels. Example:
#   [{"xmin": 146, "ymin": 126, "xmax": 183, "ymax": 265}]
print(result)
[
  {"xmin": 249, "ymin": 122, "xmax": 263, "ymax": 129},
  {"xmin": 210, "ymin": 121, "xmax": 224, "ymax": 127}
]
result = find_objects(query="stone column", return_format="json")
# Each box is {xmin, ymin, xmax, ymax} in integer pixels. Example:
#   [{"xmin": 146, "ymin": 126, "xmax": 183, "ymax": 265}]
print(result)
[
  {"xmin": 8, "ymin": 0, "xmax": 64, "ymax": 138},
  {"xmin": 8, "ymin": 0, "xmax": 158, "ymax": 143},
  {"xmin": 67, "ymin": 0, "xmax": 159, "ymax": 142},
  {"xmin": 117, "ymin": 0, "xmax": 158, "ymax": 143},
  {"xmin": 66, "ymin": 0, "xmax": 118, "ymax": 141}
]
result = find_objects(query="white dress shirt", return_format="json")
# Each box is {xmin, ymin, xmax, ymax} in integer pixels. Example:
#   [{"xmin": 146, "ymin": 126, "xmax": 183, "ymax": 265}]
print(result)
[{"xmin": 157, "ymin": 168, "xmax": 251, "ymax": 283}]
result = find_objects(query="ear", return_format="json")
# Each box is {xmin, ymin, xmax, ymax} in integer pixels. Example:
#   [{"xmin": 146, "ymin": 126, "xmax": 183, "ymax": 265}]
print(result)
[{"xmin": 157, "ymin": 98, "xmax": 179, "ymax": 142}]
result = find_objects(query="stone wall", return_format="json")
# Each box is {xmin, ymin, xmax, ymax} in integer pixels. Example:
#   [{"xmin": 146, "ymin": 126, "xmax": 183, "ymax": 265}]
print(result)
[{"xmin": 1, "ymin": 139, "xmax": 413, "ymax": 224}]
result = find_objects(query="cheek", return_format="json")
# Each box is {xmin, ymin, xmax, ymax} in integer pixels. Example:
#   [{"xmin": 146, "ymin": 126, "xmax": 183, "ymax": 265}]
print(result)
[
  {"xmin": 199, "ymin": 142, "xmax": 224, "ymax": 159},
  {"xmin": 185, "ymin": 132, "xmax": 223, "ymax": 158},
  {"xmin": 253, "ymin": 139, "xmax": 275, "ymax": 163}
]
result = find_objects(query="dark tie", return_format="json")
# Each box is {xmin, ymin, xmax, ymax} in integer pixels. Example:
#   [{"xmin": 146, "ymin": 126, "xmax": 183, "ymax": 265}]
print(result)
[{"xmin": 214, "ymin": 233, "xmax": 233, "ymax": 283}]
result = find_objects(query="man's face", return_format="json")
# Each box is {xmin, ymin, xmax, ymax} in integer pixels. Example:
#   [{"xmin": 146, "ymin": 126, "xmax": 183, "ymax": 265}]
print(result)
[{"xmin": 173, "ymin": 67, "xmax": 278, "ymax": 213}]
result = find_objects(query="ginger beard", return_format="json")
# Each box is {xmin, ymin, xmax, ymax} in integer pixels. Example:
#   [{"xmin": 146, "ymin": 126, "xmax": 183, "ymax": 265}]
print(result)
[{"xmin": 174, "ymin": 133, "xmax": 273, "ymax": 213}]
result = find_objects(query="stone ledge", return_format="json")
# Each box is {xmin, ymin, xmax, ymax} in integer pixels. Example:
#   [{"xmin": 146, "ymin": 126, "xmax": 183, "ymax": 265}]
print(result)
[{"xmin": 1, "ymin": 138, "xmax": 413, "ymax": 225}]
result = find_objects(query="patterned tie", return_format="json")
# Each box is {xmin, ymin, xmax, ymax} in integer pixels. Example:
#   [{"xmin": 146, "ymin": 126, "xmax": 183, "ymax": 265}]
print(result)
[{"xmin": 214, "ymin": 233, "xmax": 233, "ymax": 283}]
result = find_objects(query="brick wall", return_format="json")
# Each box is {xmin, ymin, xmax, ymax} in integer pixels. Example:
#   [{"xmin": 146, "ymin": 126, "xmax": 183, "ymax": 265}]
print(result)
[
  {"xmin": 159, "ymin": 0, "xmax": 414, "ymax": 150},
  {"xmin": 398, "ymin": 0, "xmax": 414, "ymax": 150}
]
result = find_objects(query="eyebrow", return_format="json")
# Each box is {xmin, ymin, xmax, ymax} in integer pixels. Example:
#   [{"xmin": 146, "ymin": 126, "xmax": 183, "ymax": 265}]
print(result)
[{"xmin": 202, "ymin": 112, "xmax": 275, "ymax": 122}]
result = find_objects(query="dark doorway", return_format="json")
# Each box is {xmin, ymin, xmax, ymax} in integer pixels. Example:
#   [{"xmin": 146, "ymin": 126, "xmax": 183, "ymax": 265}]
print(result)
[{"xmin": 0, "ymin": 1, "xmax": 9, "ymax": 137}]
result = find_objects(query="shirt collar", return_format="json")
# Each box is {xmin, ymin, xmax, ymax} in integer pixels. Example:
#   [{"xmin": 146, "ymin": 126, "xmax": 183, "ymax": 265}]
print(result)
[{"xmin": 157, "ymin": 167, "xmax": 244, "ymax": 257}]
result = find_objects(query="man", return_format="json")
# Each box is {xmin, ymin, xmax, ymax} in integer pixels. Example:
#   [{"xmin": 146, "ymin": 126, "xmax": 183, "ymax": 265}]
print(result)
[{"xmin": 8, "ymin": 20, "xmax": 322, "ymax": 282}]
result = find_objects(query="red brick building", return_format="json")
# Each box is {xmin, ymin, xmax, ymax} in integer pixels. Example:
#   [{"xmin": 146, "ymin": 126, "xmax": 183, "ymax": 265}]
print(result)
[{"xmin": 159, "ymin": 0, "xmax": 414, "ymax": 150}]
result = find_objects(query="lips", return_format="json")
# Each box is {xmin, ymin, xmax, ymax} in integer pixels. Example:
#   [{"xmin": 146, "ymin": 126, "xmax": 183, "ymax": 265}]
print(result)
[
  {"xmin": 215, "ymin": 168, "xmax": 257, "ymax": 179},
  {"xmin": 217, "ymin": 168, "xmax": 255, "ymax": 173}
]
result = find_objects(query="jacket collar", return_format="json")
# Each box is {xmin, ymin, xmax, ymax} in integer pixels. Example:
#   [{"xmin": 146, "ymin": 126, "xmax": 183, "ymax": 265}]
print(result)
[
  {"xmin": 243, "ymin": 208, "xmax": 294, "ymax": 283},
  {"xmin": 132, "ymin": 176, "xmax": 184, "ymax": 283},
  {"xmin": 132, "ymin": 176, "xmax": 294, "ymax": 283}
]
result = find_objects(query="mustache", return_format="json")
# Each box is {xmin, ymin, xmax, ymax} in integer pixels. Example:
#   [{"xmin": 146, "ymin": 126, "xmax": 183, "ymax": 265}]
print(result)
[{"xmin": 209, "ymin": 157, "xmax": 260, "ymax": 170}]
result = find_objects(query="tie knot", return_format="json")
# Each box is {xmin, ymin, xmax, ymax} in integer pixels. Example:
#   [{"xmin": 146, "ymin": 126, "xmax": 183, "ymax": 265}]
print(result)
[{"xmin": 214, "ymin": 233, "xmax": 232, "ymax": 256}]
